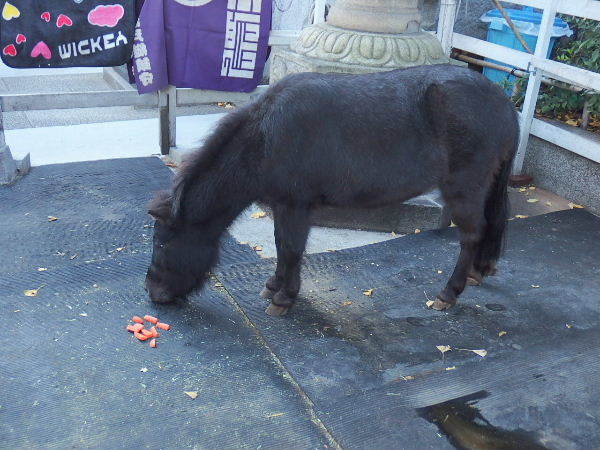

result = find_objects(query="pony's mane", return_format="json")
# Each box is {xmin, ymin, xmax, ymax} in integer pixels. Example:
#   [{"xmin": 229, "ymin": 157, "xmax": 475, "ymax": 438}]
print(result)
[{"xmin": 149, "ymin": 106, "xmax": 250, "ymax": 224}]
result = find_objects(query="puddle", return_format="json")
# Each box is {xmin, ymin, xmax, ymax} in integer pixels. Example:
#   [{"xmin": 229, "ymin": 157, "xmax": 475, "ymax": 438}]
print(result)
[{"xmin": 418, "ymin": 392, "xmax": 548, "ymax": 450}]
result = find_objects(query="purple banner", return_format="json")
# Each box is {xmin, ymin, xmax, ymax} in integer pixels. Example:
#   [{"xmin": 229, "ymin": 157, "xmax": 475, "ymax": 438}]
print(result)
[{"xmin": 132, "ymin": 0, "xmax": 271, "ymax": 94}]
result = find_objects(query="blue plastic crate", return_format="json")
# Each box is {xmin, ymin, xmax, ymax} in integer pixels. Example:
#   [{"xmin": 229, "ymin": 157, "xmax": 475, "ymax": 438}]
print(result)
[{"xmin": 480, "ymin": 7, "xmax": 571, "ymax": 96}]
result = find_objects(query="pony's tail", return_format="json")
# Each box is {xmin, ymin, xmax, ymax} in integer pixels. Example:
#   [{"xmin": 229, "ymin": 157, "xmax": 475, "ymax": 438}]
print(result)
[{"xmin": 474, "ymin": 152, "xmax": 515, "ymax": 275}]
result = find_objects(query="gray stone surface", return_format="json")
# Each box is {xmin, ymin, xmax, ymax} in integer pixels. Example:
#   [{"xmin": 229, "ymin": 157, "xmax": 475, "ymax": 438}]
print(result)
[
  {"xmin": 0, "ymin": 73, "xmax": 113, "ymax": 95},
  {"xmin": 523, "ymin": 133, "xmax": 600, "ymax": 215},
  {"xmin": 422, "ymin": 0, "xmax": 495, "ymax": 39}
]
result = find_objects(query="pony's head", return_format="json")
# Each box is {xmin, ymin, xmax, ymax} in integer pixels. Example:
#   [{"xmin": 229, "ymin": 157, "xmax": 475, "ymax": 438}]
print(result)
[{"xmin": 145, "ymin": 190, "xmax": 219, "ymax": 303}]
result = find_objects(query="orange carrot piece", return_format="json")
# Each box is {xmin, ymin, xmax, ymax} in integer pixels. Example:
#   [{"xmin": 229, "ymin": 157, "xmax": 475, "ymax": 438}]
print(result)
[
  {"xmin": 141, "ymin": 329, "xmax": 152, "ymax": 337},
  {"xmin": 149, "ymin": 326, "xmax": 160, "ymax": 338},
  {"xmin": 134, "ymin": 332, "xmax": 149, "ymax": 341},
  {"xmin": 131, "ymin": 323, "xmax": 144, "ymax": 333},
  {"xmin": 126, "ymin": 325, "xmax": 137, "ymax": 333},
  {"xmin": 149, "ymin": 338, "xmax": 157, "ymax": 348},
  {"xmin": 144, "ymin": 315, "xmax": 159, "ymax": 324},
  {"xmin": 132, "ymin": 316, "xmax": 145, "ymax": 324},
  {"xmin": 156, "ymin": 322, "xmax": 171, "ymax": 331}
]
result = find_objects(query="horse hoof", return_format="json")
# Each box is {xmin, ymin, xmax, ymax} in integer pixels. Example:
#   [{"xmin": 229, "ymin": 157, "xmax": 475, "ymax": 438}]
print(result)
[
  {"xmin": 467, "ymin": 276, "xmax": 481, "ymax": 286},
  {"xmin": 431, "ymin": 297, "xmax": 454, "ymax": 311},
  {"xmin": 265, "ymin": 304, "xmax": 290, "ymax": 316},
  {"xmin": 260, "ymin": 287, "xmax": 277, "ymax": 299}
]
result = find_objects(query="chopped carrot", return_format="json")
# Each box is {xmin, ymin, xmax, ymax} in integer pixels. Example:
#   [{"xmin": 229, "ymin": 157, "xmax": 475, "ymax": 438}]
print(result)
[
  {"xmin": 126, "ymin": 325, "xmax": 137, "ymax": 333},
  {"xmin": 156, "ymin": 322, "xmax": 171, "ymax": 331},
  {"xmin": 149, "ymin": 326, "xmax": 160, "ymax": 338},
  {"xmin": 149, "ymin": 338, "xmax": 157, "ymax": 348},
  {"xmin": 131, "ymin": 323, "xmax": 144, "ymax": 333},
  {"xmin": 132, "ymin": 316, "xmax": 145, "ymax": 324},
  {"xmin": 141, "ymin": 329, "xmax": 153, "ymax": 337},
  {"xmin": 144, "ymin": 315, "xmax": 159, "ymax": 324},
  {"xmin": 134, "ymin": 332, "xmax": 149, "ymax": 341}
]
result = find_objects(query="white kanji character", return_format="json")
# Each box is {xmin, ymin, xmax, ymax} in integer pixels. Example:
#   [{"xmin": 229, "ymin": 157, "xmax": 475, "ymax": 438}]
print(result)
[
  {"xmin": 134, "ymin": 27, "xmax": 144, "ymax": 42},
  {"xmin": 133, "ymin": 43, "xmax": 148, "ymax": 59},
  {"xmin": 135, "ymin": 57, "xmax": 151, "ymax": 73},
  {"xmin": 138, "ymin": 72, "xmax": 154, "ymax": 87}
]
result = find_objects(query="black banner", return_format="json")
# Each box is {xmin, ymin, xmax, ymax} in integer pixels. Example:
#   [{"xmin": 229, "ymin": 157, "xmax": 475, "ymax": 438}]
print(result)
[{"xmin": 1, "ymin": 0, "xmax": 134, "ymax": 68}]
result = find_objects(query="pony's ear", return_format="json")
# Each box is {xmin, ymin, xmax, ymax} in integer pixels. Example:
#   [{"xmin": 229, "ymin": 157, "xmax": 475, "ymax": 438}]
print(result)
[{"xmin": 148, "ymin": 190, "xmax": 173, "ymax": 222}]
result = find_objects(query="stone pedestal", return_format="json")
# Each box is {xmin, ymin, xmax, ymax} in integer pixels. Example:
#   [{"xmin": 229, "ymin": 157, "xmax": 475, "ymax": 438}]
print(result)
[{"xmin": 270, "ymin": 0, "xmax": 449, "ymax": 83}]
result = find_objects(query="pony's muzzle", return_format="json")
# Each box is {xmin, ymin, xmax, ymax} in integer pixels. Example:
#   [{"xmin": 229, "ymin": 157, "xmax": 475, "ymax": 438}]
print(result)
[{"xmin": 145, "ymin": 272, "xmax": 175, "ymax": 303}]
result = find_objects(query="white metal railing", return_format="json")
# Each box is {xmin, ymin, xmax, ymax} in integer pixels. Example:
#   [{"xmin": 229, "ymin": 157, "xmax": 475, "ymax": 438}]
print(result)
[{"xmin": 438, "ymin": 0, "xmax": 600, "ymax": 172}]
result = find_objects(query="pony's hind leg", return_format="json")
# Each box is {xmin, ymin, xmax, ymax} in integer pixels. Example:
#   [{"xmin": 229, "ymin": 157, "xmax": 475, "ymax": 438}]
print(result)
[
  {"xmin": 431, "ymin": 191, "xmax": 486, "ymax": 310},
  {"xmin": 264, "ymin": 204, "xmax": 311, "ymax": 316}
]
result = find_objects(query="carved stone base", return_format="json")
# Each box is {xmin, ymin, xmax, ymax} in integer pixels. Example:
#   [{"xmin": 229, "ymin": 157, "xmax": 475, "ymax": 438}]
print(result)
[{"xmin": 270, "ymin": 23, "xmax": 449, "ymax": 83}]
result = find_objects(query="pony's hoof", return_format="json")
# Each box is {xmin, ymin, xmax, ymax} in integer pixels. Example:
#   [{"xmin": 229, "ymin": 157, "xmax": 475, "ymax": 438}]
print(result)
[
  {"xmin": 260, "ymin": 287, "xmax": 277, "ymax": 299},
  {"xmin": 265, "ymin": 304, "xmax": 290, "ymax": 316},
  {"xmin": 467, "ymin": 274, "xmax": 482, "ymax": 286},
  {"xmin": 431, "ymin": 297, "xmax": 454, "ymax": 311}
]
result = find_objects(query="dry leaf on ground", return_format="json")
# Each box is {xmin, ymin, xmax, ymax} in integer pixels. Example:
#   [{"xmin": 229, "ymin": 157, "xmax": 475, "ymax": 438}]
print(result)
[
  {"xmin": 250, "ymin": 211, "xmax": 267, "ymax": 219},
  {"xmin": 253, "ymin": 245, "xmax": 263, "ymax": 251},
  {"xmin": 266, "ymin": 413, "xmax": 284, "ymax": 418},
  {"xmin": 498, "ymin": 331, "xmax": 507, "ymax": 337},
  {"xmin": 470, "ymin": 349, "xmax": 487, "ymax": 357},
  {"xmin": 425, "ymin": 300, "xmax": 435, "ymax": 308},
  {"xmin": 568, "ymin": 202, "xmax": 584, "ymax": 209},
  {"xmin": 47, "ymin": 216, "xmax": 59, "ymax": 222},
  {"xmin": 24, "ymin": 286, "xmax": 44, "ymax": 297},
  {"xmin": 515, "ymin": 214, "xmax": 529, "ymax": 219},
  {"xmin": 527, "ymin": 198, "xmax": 539, "ymax": 203},
  {"xmin": 531, "ymin": 284, "xmax": 540, "ymax": 288},
  {"xmin": 363, "ymin": 289, "xmax": 374, "ymax": 297},
  {"xmin": 445, "ymin": 366, "xmax": 456, "ymax": 371},
  {"xmin": 140, "ymin": 367, "xmax": 148, "ymax": 373},
  {"xmin": 342, "ymin": 301, "xmax": 353, "ymax": 306},
  {"xmin": 185, "ymin": 391, "xmax": 199, "ymax": 399},
  {"xmin": 519, "ymin": 187, "xmax": 527, "ymax": 192},
  {"xmin": 436, "ymin": 345, "xmax": 451, "ymax": 354},
  {"xmin": 37, "ymin": 267, "xmax": 47, "ymax": 271},
  {"xmin": 414, "ymin": 228, "xmax": 421, "ymax": 234}
]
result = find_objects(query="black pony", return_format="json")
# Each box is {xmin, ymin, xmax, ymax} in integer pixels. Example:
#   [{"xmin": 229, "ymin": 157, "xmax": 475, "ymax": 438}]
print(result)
[{"xmin": 146, "ymin": 64, "xmax": 519, "ymax": 315}]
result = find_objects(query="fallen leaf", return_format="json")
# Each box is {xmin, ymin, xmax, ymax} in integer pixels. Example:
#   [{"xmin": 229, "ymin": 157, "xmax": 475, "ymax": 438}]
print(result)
[
  {"xmin": 266, "ymin": 412, "xmax": 284, "ymax": 418},
  {"xmin": 425, "ymin": 300, "xmax": 435, "ymax": 308},
  {"xmin": 527, "ymin": 198, "xmax": 539, "ymax": 203},
  {"xmin": 498, "ymin": 331, "xmax": 507, "ymax": 337},
  {"xmin": 363, "ymin": 289, "xmax": 374, "ymax": 297},
  {"xmin": 140, "ymin": 367, "xmax": 148, "ymax": 373},
  {"xmin": 437, "ymin": 270, "xmax": 443, "ymax": 274},
  {"xmin": 414, "ymin": 228, "xmax": 421, "ymax": 234},
  {"xmin": 250, "ymin": 211, "xmax": 267, "ymax": 219},
  {"xmin": 545, "ymin": 201, "xmax": 552, "ymax": 206},
  {"xmin": 436, "ymin": 345, "xmax": 451, "ymax": 354},
  {"xmin": 79, "ymin": 313, "xmax": 88, "ymax": 317},
  {"xmin": 519, "ymin": 187, "xmax": 527, "ymax": 192},
  {"xmin": 342, "ymin": 301, "xmax": 352, "ymax": 306},
  {"xmin": 184, "ymin": 391, "xmax": 199, "ymax": 399},
  {"xmin": 37, "ymin": 267, "xmax": 47, "ymax": 272},
  {"xmin": 214, "ymin": 282, "xmax": 224, "ymax": 288},
  {"xmin": 445, "ymin": 366, "xmax": 456, "ymax": 371},
  {"xmin": 24, "ymin": 286, "xmax": 43, "ymax": 297},
  {"xmin": 165, "ymin": 162, "xmax": 178, "ymax": 168},
  {"xmin": 391, "ymin": 231, "xmax": 398, "ymax": 237},
  {"xmin": 47, "ymin": 216, "xmax": 59, "ymax": 222},
  {"xmin": 531, "ymin": 284, "xmax": 540, "ymax": 288},
  {"xmin": 449, "ymin": 221, "xmax": 457, "ymax": 227},
  {"xmin": 116, "ymin": 247, "xmax": 125, "ymax": 252},
  {"xmin": 568, "ymin": 202, "xmax": 584, "ymax": 209},
  {"xmin": 565, "ymin": 119, "xmax": 579, "ymax": 126},
  {"xmin": 566, "ymin": 323, "xmax": 573, "ymax": 329},
  {"xmin": 515, "ymin": 214, "xmax": 529, "ymax": 219},
  {"xmin": 69, "ymin": 254, "xmax": 78, "ymax": 260},
  {"xmin": 470, "ymin": 349, "xmax": 487, "ymax": 357},
  {"xmin": 253, "ymin": 245, "xmax": 263, "ymax": 251}
]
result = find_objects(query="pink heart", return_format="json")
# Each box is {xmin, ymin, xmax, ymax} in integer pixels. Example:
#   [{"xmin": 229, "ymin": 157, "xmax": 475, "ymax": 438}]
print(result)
[
  {"xmin": 30, "ymin": 41, "xmax": 52, "ymax": 59},
  {"xmin": 16, "ymin": 33, "xmax": 26, "ymax": 44},
  {"xmin": 3, "ymin": 44, "xmax": 17, "ymax": 57},
  {"xmin": 56, "ymin": 14, "xmax": 73, "ymax": 28},
  {"xmin": 40, "ymin": 11, "xmax": 50, "ymax": 22}
]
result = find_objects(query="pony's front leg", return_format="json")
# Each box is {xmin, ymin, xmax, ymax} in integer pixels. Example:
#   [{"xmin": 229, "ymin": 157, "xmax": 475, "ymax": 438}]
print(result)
[{"xmin": 264, "ymin": 205, "xmax": 311, "ymax": 316}]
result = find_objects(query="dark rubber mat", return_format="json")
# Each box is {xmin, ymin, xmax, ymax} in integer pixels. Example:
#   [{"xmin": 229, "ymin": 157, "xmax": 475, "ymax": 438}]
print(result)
[
  {"xmin": 217, "ymin": 209, "xmax": 600, "ymax": 450},
  {"xmin": 0, "ymin": 158, "xmax": 317, "ymax": 449},
  {"xmin": 0, "ymin": 157, "xmax": 259, "ymax": 273},
  {"xmin": 0, "ymin": 255, "xmax": 326, "ymax": 450}
]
